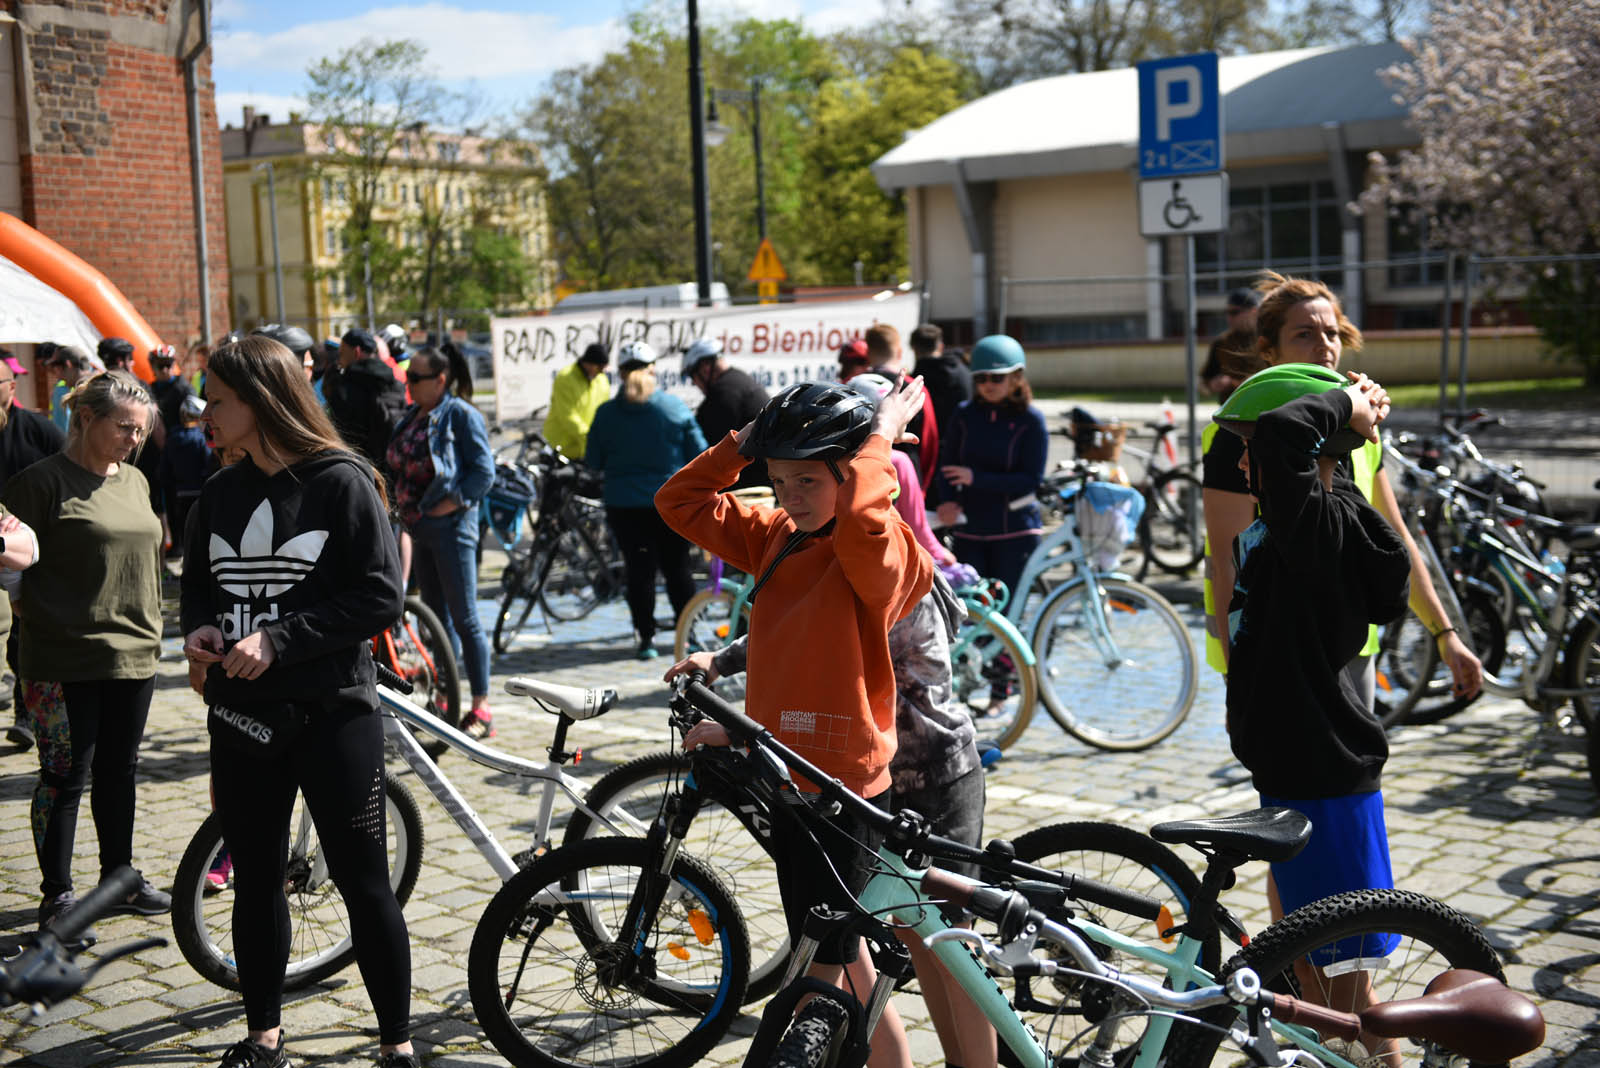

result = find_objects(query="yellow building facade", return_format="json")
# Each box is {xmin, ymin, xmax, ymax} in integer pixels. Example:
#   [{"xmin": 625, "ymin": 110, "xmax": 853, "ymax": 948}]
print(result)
[{"xmin": 220, "ymin": 109, "xmax": 555, "ymax": 341}]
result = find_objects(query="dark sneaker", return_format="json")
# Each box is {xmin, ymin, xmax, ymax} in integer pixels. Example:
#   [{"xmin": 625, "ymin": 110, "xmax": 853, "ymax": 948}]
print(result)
[
  {"xmin": 218, "ymin": 1035, "xmax": 289, "ymax": 1068},
  {"xmin": 38, "ymin": 891, "xmax": 97, "ymax": 946},
  {"xmin": 6, "ymin": 717, "xmax": 33, "ymax": 751},
  {"xmin": 377, "ymin": 1052, "xmax": 419, "ymax": 1068},
  {"xmin": 108, "ymin": 871, "xmax": 172, "ymax": 916}
]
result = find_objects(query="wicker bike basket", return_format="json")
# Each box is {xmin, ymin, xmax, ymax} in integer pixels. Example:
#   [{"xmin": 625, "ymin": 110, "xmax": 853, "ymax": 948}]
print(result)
[{"xmin": 1071, "ymin": 418, "xmax": 1127, "ymax": 462}]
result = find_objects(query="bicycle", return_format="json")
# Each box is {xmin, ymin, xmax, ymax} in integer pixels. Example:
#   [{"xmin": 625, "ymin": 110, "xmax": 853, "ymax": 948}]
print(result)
[
  {"xmin": 987, "ymin": 466, "xmax": 1197, "ymax": 752},
  {"xmin": 466, "ymin": 675, "xmax": 1529, "ymax": 1068},
  {"xmin": 494, "ymin": 455, "xmax": 625, "ymax": 652},
  {"xmin": 673, "ymin": 556, "xmax": 756, "ymax": 698}
]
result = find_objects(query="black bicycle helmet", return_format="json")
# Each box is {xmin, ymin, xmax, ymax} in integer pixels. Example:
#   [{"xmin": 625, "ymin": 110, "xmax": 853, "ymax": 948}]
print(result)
[
  {"xmin": 739, "ymin": 381, "xmax": 876, "ymax": 482},
  {"xmin": 253, "ymin": 322, "xmax": 315, "ymax": 357}
]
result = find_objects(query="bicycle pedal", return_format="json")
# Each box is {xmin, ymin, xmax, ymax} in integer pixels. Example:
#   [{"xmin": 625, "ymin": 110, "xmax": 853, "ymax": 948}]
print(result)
[{"xmin": 511, "ymin": 845, "xmax": 549, "ymax": 868}]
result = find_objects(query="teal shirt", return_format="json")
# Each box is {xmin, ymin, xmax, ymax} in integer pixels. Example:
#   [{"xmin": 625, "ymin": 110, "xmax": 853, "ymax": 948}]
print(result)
[{"xmin": 584, "ymin": 391, "xmax": 708, "ymax": 508}]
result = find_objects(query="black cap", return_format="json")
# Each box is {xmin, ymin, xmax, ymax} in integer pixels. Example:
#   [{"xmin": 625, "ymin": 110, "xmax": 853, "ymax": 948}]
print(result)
[
  {"xmin": 578, "ymin": 342, "xmax": 608, "ymax": 367},
  {"xmin": 37, "ymin": 341, "xmax": 59, "ymax": 362},
  {"xmin": 98, "ymin": 336, "xmax": 135, "ymax": 361},
  {"xmin": 341, "ymin": 328, "xmax": 377, "ymax": 354},
  {"xmin": 1226, "ymin": 287, "xmax": 1262, "ymax": 311}
]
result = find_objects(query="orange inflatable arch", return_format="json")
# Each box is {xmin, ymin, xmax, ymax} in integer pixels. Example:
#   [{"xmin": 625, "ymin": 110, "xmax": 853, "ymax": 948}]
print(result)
[{"xmin": 0, "ymin": 212, "xmax": 162, "ymax": 380}]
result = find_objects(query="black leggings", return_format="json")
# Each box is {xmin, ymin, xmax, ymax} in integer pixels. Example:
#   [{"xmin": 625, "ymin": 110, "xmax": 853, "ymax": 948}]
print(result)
[
  {"xmin": 606, "ymin": 506, "xmax": 697, "ymax": 642},
  {"xmin": 30, "ymin": 677, "xmax": 155, "ymax": 899},
  {"xmin": 210, "ymin": 705, "xmax": 411, "ymax": 1045}
]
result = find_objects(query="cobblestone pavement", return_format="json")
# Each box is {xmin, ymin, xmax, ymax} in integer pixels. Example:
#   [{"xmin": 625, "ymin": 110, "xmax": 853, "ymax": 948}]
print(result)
[{"xmin": 1, "ymin": 567, "xmax": 1596, "ymax": 1068}]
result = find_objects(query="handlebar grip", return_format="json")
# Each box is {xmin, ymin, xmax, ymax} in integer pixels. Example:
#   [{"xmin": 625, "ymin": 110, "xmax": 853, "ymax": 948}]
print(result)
[
  {"xmin": 1062, "ymin": 873, "xmax": 1163, "ymax": 922},
  {"xmin": 374, "ymin": 660, "xmax": 413, "ymax": 695},
  {"xmin": 922, "ymin": 867, "xmax": 975, "ymax": 908},
  {"xmin": 684, "ymin": 679, "xmax": 769, "ymax": 745},
  {"xmin": 50, "ymin": 866, "xmax": 142, "ymax": 943},
  {"xmin": 1262, "ymin": 991, "xmax": 1362, "ymax": 1043}
]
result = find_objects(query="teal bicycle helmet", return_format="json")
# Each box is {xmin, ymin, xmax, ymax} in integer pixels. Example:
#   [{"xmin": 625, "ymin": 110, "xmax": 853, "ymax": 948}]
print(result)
[{"xmin": 970, "ymin": 335, "xmax": 1026, "ymax": 375}]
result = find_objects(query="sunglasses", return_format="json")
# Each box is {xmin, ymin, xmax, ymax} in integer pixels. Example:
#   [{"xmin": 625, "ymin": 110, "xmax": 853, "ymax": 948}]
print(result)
[
  {"xmin": 973, "ymin": 372, "xmax": 1012, "ymax": 384},
  {"xmin": 405, "ymin": 369, "xmax": 442, "ymax": 384}
]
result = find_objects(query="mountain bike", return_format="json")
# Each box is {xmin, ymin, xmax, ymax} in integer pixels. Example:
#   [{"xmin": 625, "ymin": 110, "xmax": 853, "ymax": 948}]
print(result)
[
  {"xmin": 466, "ymin": 675, "xmax": 1534, "ymax": 1068},
  {"xmin": 494, "ymin": 456, "xmax": 625, "ymax": 652}
]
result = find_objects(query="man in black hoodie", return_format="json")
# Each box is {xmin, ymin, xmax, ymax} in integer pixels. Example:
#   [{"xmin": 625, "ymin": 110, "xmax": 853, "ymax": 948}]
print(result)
[
  {"xmin": 324, "ymin": 328, "xmax": 407, "ymax": 468},
  {"xmin": 681, "ymin": 338, "xmax": 769, "ymax": 490}
]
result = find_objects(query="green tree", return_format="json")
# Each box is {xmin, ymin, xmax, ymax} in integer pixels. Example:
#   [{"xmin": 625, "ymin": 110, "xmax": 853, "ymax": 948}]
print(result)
[{"xmin": 798, "ymin": 47, "xmax": 968, "ymax": 285}]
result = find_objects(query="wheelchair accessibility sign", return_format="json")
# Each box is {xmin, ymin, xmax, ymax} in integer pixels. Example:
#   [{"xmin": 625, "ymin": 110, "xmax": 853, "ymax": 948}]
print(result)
[
  {"xmin": 1138, "ymin": 52, "xmax": 1222, "ymax": 179},
  {"xmin": 1139, "ymin": 173, "xmax": 1227, "ymax": 236}
]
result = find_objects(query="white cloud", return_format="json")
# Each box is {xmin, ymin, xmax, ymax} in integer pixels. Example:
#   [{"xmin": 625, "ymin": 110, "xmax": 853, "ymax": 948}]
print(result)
[
  {"xmin": 215, "ymin": 90, "xmax": 309, "ymax": 127},
  {"xmin": 214, "ymin": 4, "xmax": 627, "ymax": 81}
]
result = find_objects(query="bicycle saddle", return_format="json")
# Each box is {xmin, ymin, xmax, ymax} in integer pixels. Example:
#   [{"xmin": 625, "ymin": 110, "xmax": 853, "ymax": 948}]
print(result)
[
  {"xmin": 1360, "ymin": 969, "xmax": 1544, "ymax": 1061},
  {"xmin": 1149, "ymin": 807, "xmax": 1310, "ymax": 863},
  {"xmin": 504, "ymin": 677, "xmax": 618, "ymax": 720}
]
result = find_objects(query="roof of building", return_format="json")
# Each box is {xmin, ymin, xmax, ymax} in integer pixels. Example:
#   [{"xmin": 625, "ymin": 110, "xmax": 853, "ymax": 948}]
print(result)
[{"xmin": 872, "ymin": 41, "xmax": 1415, "ymax": 191}]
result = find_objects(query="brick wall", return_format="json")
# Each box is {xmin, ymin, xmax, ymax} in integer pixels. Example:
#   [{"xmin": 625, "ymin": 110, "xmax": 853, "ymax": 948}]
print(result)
[{"xmin": 13, "ymin": 0, "xmax": 229, "ymax": 351}]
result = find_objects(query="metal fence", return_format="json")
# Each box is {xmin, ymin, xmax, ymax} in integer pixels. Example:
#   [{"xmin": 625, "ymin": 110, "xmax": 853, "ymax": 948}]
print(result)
[{"xmin": 998, "ymin": 251, "xmax": 1599, "ymax": 511}]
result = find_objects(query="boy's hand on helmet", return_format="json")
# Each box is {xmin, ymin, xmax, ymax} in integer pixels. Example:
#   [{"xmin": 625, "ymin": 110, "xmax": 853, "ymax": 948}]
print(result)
[
  {"xmin": 1344, "ymin": 372, "xmax": 1390, "ymax": 443},
  {"xmin": 734, "ymin": 418, "xmax": 756, "ymax": 446},
  {"xmin": 872, "ymin": 376, "xmax": 926, "ymax": 445}
]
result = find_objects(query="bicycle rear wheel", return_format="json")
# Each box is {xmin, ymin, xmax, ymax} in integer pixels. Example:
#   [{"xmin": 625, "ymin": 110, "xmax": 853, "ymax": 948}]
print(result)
[
  {"xmin": 1139, "ymin": 470, "xmax": 1204, "ymax": 577},
  {"xmin": 468, "ymin": 837, "xmax": 748, "ymax": 1068},
  {"xmin": 385, "ymin": 595, "xmax": 462, "ymax": 759},
  {"xmin": 1174, "ymin": 888, "xmax": 1504, "ymax": 1068},
  {"xmin": 952, "ymin": 613, "xmax": 1038, "ymax": 753},
  {"xmin": 1032, "ymin": 577, "xmax": 1195, "ymax": 751},
  {"xmin": 564, "ymin": 752, "xmax": 787, "ymax": 1001},
  {"xmin": 496, "ymin": 539, "xmax": 555, "ymax": 653},
  {"xmin": 1565, "ymin": 613, "xmax": 1600, "ymax": 729},
  {"xmin": 541, "ymin": 526, "xmax": 609, "ymax": 622},
  {"xmin": 172, "ymin": 773, "xmax": 424, "ymax": 991}
]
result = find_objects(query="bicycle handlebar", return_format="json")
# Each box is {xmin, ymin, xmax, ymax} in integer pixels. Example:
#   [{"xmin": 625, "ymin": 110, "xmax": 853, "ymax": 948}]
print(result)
[
  {"xmin": 374, "ymin": 659, "xmax": 413, "ymax": 695},
  {"xmin": 1, "ymin": 866, "xmax": 149, "ymax": 1009},
  {"xmin": 675, "ymin": 676, "xmax": 1162, "ymax": 922}
]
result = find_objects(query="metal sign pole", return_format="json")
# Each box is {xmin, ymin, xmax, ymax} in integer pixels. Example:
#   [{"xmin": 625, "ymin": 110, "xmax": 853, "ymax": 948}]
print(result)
[{"xmin": 1184, "ymin": 234, "xmax": 1198, "ymax": 469}]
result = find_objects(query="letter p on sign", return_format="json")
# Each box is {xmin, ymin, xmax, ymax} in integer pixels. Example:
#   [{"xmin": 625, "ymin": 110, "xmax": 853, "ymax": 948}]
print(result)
[{"xmin": 1155, "ymin": 66, "xmax": 1201, "ymax": 140}]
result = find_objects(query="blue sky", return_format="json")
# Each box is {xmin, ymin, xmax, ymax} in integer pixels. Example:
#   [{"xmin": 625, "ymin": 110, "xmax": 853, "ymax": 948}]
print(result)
[{"xmin": 211, "ymin": 0, "xmax": 879, "ymax": 130}]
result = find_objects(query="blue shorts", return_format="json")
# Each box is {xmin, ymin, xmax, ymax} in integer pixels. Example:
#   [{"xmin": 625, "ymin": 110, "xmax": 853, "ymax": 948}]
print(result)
[{"xmin": 1258, "ymin": 790, "xmax": 1398, "ymax": 966}]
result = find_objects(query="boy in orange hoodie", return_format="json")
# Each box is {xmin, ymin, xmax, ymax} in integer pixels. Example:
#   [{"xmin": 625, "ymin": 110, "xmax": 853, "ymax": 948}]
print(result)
[{"xmin": 656, "ymin": 376, "xmax": 933, "ymax": 1068}]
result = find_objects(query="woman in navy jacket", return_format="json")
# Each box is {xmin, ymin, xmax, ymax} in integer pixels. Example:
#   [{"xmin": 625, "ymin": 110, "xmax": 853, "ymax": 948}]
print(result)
[
  {"xmin": 584, "ymin": 341, "xmax": 708, "ymax": 659},
  {"xmin": 934, "ymin": 335, "xmax": 1048, "ymax": 609},
  {"xmin": 385, "ymin": 344, "xmax": 496, "ymax": 735}
]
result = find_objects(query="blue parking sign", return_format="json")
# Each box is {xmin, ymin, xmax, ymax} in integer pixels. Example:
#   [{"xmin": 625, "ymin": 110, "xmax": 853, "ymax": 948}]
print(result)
[{"xmin": 1138, "ymin": 53, "xmax": 1222, "ymax": 179}]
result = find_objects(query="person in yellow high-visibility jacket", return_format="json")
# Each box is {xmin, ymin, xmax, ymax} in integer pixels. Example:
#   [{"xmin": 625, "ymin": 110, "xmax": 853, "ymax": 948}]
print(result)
[{"xmin": 541, "ymin": 343, "xmax": 610, "ymax": 459}]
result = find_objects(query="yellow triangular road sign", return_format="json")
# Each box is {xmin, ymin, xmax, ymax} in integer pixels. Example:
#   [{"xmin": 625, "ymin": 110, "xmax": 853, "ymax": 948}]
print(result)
[{"xmin": 747, "ymin": 237, "xmax": 787, "ymax": 282}]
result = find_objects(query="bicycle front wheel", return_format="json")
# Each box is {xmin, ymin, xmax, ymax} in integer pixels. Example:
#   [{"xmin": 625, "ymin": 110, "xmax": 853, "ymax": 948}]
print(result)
[
  {"xmin": 1140, "ymin": 470, "xmax": 1204, "ymax": 577},
  {"xmin": 468, "ymin": 836, "xmax": 749, "ymax": 1068},
  {"xmin": 1565, "ymin": 613, "xmax": 1600, "ymax": 729},
  {"xmin": 386, "ymin": 595, "xmax": 462, "ymax": 759},
  {"xmin": 564, "ymin": 752, "xmax": 787, "ymax": 1001},
  {"xmin": 673, "ymin": 590, "xmax": 747, "ymax": 701},
  {"xmin": 1174, "ymin": 888, "xmax": 1504, "ymax": 1068},
  {"xmin": 951, "ymin": 612, "xmax": 1038, "ymax": 753},
  {"xmin": 172, "ymin": 772, "xmax": 424, "ymax": 991},
  {"xmin": 769, "ymin": 996, "xmax": 853, "ymax": 1068},
  {"xmin": 1032, "ymin": 578, "xmax": 1195, "ymax": 751}
]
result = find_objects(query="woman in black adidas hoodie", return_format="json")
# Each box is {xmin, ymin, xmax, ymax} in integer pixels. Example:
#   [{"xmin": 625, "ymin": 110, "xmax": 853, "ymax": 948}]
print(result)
[{"xmin": 180, "ymin": 336, "xmax": 415, "ymax": 1068}]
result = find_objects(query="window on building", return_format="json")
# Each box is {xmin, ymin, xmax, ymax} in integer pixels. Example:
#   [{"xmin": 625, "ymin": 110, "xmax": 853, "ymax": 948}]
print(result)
[
  {"xmin": 1019, "ymin": 316, "xmax": 1146, "ymax": 345},
  {"xmin": 1387, "ymin": 210, "xmax": 1450, "ymax": 287},
  {"xmin": 1195, "ymin": 181, "xmax": 1343, "ymax": 294},
  {"xmin": 325, "ymin": 225, "xmax": 337, "ymax": 254},
  {"xmin": 322, "ymin": 177, "xmax": 334, "ymax": 202}
]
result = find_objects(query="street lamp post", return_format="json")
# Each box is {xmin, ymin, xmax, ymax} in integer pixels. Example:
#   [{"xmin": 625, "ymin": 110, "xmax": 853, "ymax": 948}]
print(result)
[
  {"xmin": 687, "ymin": 0, "xmax": 714, "ymax": 306},
  {"xmin": 706, "ymin": 77, "xmax": 768, "ymax": 240},
  {"xmin": 254, "ymin": 160, "xmax": 286, "ymax": 322}
]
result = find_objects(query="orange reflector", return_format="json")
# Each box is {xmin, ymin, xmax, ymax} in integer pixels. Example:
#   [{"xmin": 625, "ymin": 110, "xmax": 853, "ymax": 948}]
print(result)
[
  {"xmin": 687, "ymin": 909, "xmax": 716, "ymax": 945},
  {"xmin": 666, "ymin": 942, "xmax": 690, "ymax": 961},
  {"xmin": 1110, "ymin": 600, "xmax": 1136, "ymax": 614},
  {"xmin": 715, "ymin": 624, "xmax": 730, "ymax": 638},
  {"xmin": 1375, "ymin": 670, "xmax": 1392, "ymax": 693},
  {"xmin": 1156, "ymin": 905, "xmax": 1177, "ymax": 943},
  {"xmin": 1240, "ymin": 933, "xmax": 1250, "ymax": 947}
]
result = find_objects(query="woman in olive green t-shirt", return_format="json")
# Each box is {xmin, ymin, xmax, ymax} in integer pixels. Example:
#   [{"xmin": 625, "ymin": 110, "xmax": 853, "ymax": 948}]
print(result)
[{"xmin": 3, "ymin": 370, "xmax": 167, "ymax": 928}]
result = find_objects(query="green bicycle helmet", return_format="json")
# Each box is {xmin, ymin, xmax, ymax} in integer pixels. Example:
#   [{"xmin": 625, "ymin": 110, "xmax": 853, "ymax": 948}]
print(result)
[{"xmin": 1213, "ymin": 364, "xmax": 1365, "ymax": 455}]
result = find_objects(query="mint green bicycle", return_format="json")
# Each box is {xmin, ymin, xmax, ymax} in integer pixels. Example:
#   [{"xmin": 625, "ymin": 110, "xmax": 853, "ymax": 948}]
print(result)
[{"xmin": 466, "ymin": 677, "xmax": 1534, "ymax": 1068}]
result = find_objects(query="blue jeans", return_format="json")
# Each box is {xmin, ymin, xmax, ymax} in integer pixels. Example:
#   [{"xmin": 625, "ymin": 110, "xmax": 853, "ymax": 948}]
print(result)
[{"xmin": 409, "ymin": 508, "xmax": 491, "ymax": 698}]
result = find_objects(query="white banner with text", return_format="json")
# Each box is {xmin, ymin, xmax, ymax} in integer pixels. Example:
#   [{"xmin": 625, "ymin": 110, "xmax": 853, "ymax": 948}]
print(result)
[{"xmin": 490, "ymin": 292, "xmax": 923, "ymax": 425}]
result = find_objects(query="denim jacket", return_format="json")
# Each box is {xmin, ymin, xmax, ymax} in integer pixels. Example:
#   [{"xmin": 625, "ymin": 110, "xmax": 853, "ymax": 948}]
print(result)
[{"xmin": 392, "ymin": 394, "xmax": 494, "ymax": 517}]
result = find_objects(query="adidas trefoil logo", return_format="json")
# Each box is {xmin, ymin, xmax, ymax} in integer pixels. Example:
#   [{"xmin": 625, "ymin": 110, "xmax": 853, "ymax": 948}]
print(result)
[{"xmin": 211, "ymin": 500, "xmax": 330, "ymax": 598}]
